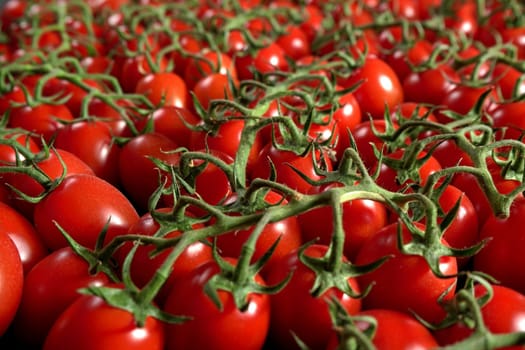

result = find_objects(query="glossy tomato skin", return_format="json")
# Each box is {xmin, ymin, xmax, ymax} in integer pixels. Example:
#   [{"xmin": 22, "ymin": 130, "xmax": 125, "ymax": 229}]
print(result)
[
  {"xmin": 43, "ymin": 293, "xmax": 165, "ymax": 350},
  {"xmin": 251, "ymin": 142, "xmax": 333, "ymax": 194},
  {"xmin": 0, "ymin": 231, "xmax": 23, "ymax": 336},
  {"xmin": 54, "ymin": 120, "xmax": 122, "ymax": 186},
  {"xmin": 13, "ymin": 247, "xmax": 109, "ymax": 348},
  {"xmin": 265, "ymin": 244, "xmax": 362, "ymax": 350},
  {"xmin": 135, "ymin": 72, "xmax": 188, "ymax": 109},
  {"xmin": 473, "ymin": 196, "xmax": 525, "ymax": 295},
  {"xmin": 141, "ymin": 106, "xmax": 200, "ymax": 149},
  {"xmin": 118, "ymin": 132, "xmax": 180, "ymax": 212},
  {"xmin": 33, "ymin": 174, "xmax": 139, "ymax": 251},
  {"xmin": 4, "ymin": 148, "xmax": 95, "ymax": 219},
  {"xmin": 114, "ymin": 208, "xmax": 213, "ymax": 305},
  {"xmin": 355, "ymin": 222, "xmax": 458, "ymax": 324},
  {"xmin": 299, "ymin": 183, "xmax": 388, "ymax": 261},
  {"xmin": 434, "ymin": 284, "xmax": 525, "ymax": 350},
  {"xmin": 338, "ymin": 56, "xmax": 403, "ymax": 120},
  {"xmin": 0, "ymin": 201, "xmax": 48, "ymax": 274},
  {"xmin": 163, "ymin": 259, "xmax": 270, "ymax": 350},
  {"xmin": 215, "ymin": 190, "xmax": 303, "ymax": 276},
  {"xmin": 327, "ymin": 309, "xmax": 439, "ymax": 350}
]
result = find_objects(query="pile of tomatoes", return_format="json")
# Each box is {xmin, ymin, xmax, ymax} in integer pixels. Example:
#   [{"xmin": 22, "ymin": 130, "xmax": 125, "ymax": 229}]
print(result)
[{"xmin": 2, "ymin": 0, "xmax": 525, "ymax": 349}]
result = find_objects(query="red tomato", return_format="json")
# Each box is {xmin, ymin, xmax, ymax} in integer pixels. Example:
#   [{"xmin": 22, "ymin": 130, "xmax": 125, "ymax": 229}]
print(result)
[
  {"xmin": 355, "ymin": 222, "xmax": 458, "ymax": 323},
  {"xmin": 435, "ymin": 284, "xmax": 525, "ymax": 350},
  {"xmin": 7, "ymin": 103, "xmax": 74, "ymax": 144},
  {"xmin": 374, "ymin": 149, "xmax": 442, "ymax": 192},
  {"xmin": 135, "ymin": 72, "xmax": 188, "ymax": 109},
  {"xmin": 473, "ymin": 196, "xmax": 525, "ymax": 295},
  {"xmin": 350, "ymin": 119, "xmax": 400, "ymax": 169},
  {"xmin": 403, "ymin": 64, "xmax": 460, "ymax": 106},
  {"xmin": 43, "ymin": 292, "xmax": 165, "ymax": 350},
  {"xmin": 299, "ymin": 182, "xmax": 388, "ymax": 261},
  {"xmin": 183, "ymin": 50, "xmax": 237, "ymax": 90},
  {"xmin": 327, "ymin": 309, "xmax": 439, "ymax": 350},
  {"xmin": 163, "ymin": 259, "xmax": 270, "ymax": 350},
  {"xmin": 215, "ymin": 190, "xmax": 303, "ymax": 276},
  {"xmin": 190, "ymin": 118, "xmax": 263, "ymax": 176},
  {"xmin": 265, "ymin": 244, "xmax": 362, "ymax": 349},
  {"xmin": 41, "ymin": 78, "xmax": 101, "ymax": 118},
  {"xmin": 338, "ymin": 56, "xmax": 404, "ymax": 120},
  {"xmin": 436, "ymin": 84, "xmax": 498, "ymax": 124},
  {"xmin": 33, "ymin": 173, "xmax": 139, "ymax": 251},
  {"xmin": 0, "ymin": 201, "xmax": 48, "ymax": 274},
  {"xmin": 118, "ymin": 132, "xmax": 180, "ymax": 212},
  {"xmin": 13, "ymin": 247, "xmax": 109, "ymax": 347},
  {"xmin": 276, "ymin": 25, "xmax": 311, "ymax": 60},
  {"xmin": 192, "ymin": 73, "xmax": 237, "ymax": 110},
  {"xmin": 137, "ymin": 106, "xmax": 200, "ymax": 149},
  {"xmin": 4, "ymin": 148, "xmax": 95, "ymax": 219},
  {"xmin": 235, "ymin": 42, "xmax": 290, "ymax": 81},
  {"xmin": 54, "ymin": 120, "xmax": 121, "ymax": 186},
  {"xmin": 0, "ymin": 231, "xmax": 23, "ymax": 336},
  {"xmin": 251, "ymin": 142, "xmax": 333, "ymax": 194},
  {"xmin": 489, "ymin": 100, "xmax": 525, "ymax": 140},
  {"xmin": 114, "ymin": 208, "xmax": 213, "ymax": 305},
  {"xmin": 119, "ymin": 54, "xmax": 168, "ymax": 93},
  {"xmin": 491, "ymin": 63, "xmax": 525, "ymax": 100}
]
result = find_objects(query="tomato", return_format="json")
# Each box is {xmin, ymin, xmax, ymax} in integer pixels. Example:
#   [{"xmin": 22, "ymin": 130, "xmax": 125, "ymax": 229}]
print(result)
[
  {"xmin": 183, "ymin": 50, "xmax": 237, "ymax": 90},
  {"xmin": 489, "ymin": 100, "xmax": 525, "ymax": 140},
  {"xmin": 120, "ymin": 54, "xmax": 168, "ymax": 93},
  {"xmin": 134, "ymin": 106, "xmax": 200, "ymax": 149},
  {"xmin": 0, "ymin": 201, "xmax": 48, "ymax": 274},
  {"xmin": 216, "ymin": 190, "xmax": 303, "ymax": 276},
  {"xmin": 163, "ymin": 259, "xmax": 270, "ymax": 350},
  {"xmin": 13, "ymin": 247, "xmax": 110, "ymax": 348},
  {"xmin": 135, "ymin": 72, "xmax": 188, "ymax": 109},
  {"xmin": 402, "ymin": 64, "xmax": 460, "ymax": 106},
  {"xmin": 299, "ymin": 182, "xmax": 388, "ymax": 261},
  {"xmin": 118, "ymin": 132, "xmax": 180, "ymax": 212},
  {"xmin": 0, "ymin": 84, "xmax": 26, "ymax": 117},
  {"xmin": 382, "ymin": 38, "xmax": 434, "ymax": 82},
  {"xmin": 43, "ymin": 292, "xmax": 164, "ymax": 350},
  {"xmin": 192, "ymin": 73, "xmax": 237, "ymax": 110},
  {"xmin": 114, "ymin": 208, "xmax": 213, "ymax": 305},
  {"xmin": 491, "ymin": 63, "xmax": 525, "ymax": 100},
  {"xmin": 235, "ymin": 42, "xmax": 290, "ymax": 81},
  {"xmin": 327, "ymin": 309, "xmax": 439, "ymax": 350},
  {"xmin": 435, "ymin": 284, "xmax": 525, "ymax": 350},
  {"xmin": 0, "ymin": 230, "xmax": 23, "ymax": 336},
  {"xmin": 54, "ymin": 120, "xmax": 121, "ymax": 186},
  {"xmin": 251, "ymin": 142, "xmax": 333, "ymax": 194},
  {"xmin": 276, "ymin": 25, "xmax": 311, "ymax": 60},
  {"xmin": 33, "ymin": 173, "xmax": 139, "ymax": 251},
  {"xmin": 190, "ymin": 118, "xmax": 263, "ymax": 176},
  {"xmin": 436, "ymin": 84, "xmax": 498, "ymax": 124},
  {"xmin": 4, "ymin": 148, "xmax": 95, "ymax": 219},
  {"xmin": 337, "ymin": 56, "xmax": 404, "ymax": 120},
  {"xmin": 265, "ymin": 244, "xmax": 362, "ymax": 349},
  {"xmin": 473, "ymin": 196, "xmax": 525, "ymax": 295},
  {"xmin": 350, "ymin": 119, "xmax": 400, "ymax": 169},
  {"xmin": 41, "ymin": 77, "xmax": 101, "ymax": 118},
  {"xmin": 355, "ymin": 222, "xmax": 458, "ymax": 323},
  {"xmin": 7, "ymin": 103, "xmax": 74, "ymax": 144},
  {"xmin": 374, "ymin": 149, "xmax": 442, "ymax": 192}
]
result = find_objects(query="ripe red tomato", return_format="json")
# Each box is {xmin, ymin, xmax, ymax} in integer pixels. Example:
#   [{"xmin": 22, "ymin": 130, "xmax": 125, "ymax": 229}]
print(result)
[
  {"xmin": 4, "ymin": 148, "xmax": 95, "ymax": 219},
  {"xmin": 350, "ymin": 119, "xmax": 400, "ymax": 169},
  {"xmin": 163, "ymin": 259, "xmax": 270, "ymax": 350},
  {"xmin": 54, "ymin": 120, "xmax": 122, "ymax": 186},
  {"xmin": 0, "ymin": 231, "xmax": 23, "ymax": 336},
  {"xmin": 299, "ymin": 182, "xmax": 388, "ymax": 261},
  {"xmin": 114, "ymin": 208, "xmax": 213, "ymax": 305},
  {"xmin": 215, "ymin": 190, "xmax": 303, "ymax": 275},
  {"xmin": 7, "ymin": 103, "xmax": 74, "ymax": 144},
  {"xmin": 183, "ymin": 50, "xmax": 237, "ymax": 90},
  {"xmin": 265, "ymin": 244, "xmax": 362, "ymax": 349},
  {"xmin": 118, "ymin": 132, "xmax": 180, "ymax": 212},
  {"xmin": 192, "ymin": 73, "xmax": 237, "ymax": 110},
  {"xmin": 327, "ymin": 309, "xmax": 439, "ymax": 350},
  {"xmin": 251, "ymin": 142, "xmax": 333, "ymax": 194},
  {"xmin": 235, "ymin": 42, "xmax": 290, "ymax": 81},
  {"xmin": 0, "ymin": 201, "xmax": 48, "ymax": 274},
  {"xmin": 43, "ymin": 292, "xmax": 165, "ymax": 350},
  {"xmin": 473, "ymin": 196, "xmax": 525, "ymax": 295},
  {"xmin": 13, "ymin": 247, "xmax": 109, "ymax": 347},
  {"xmin": 355, "ymin": 222, "xmax": 458, "ymax": 324},
  {"xmin": 402, "ymin": 64, "xmax": 460, "ymax": 106},
  {"xmin": 33, "ymin": 173, "xmax": 139, "ymax": 251},
  {"xmin": 338, "ymin": 56, "xmax": 404, "ymax": 120},
  {"xmin": 135, "ymin": 72, "xmax": 188, "ymax": 109},
  {"xmin": 435, "ymin": 284, "xmax": 525, "ymax": 350}
]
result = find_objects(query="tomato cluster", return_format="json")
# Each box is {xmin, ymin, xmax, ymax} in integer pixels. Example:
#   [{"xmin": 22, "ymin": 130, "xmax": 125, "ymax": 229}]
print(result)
[{"xmin": 2, "ymin": 0, "xmax": 525, "ymax": 349}]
